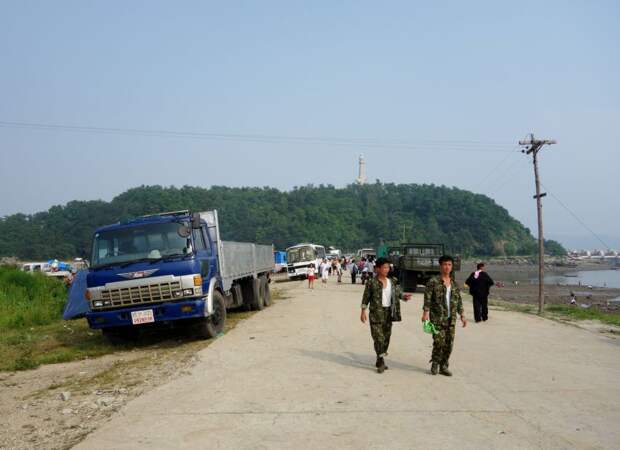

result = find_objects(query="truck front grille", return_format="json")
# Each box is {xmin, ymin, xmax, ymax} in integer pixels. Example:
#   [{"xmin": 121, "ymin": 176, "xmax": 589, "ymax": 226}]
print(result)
[{"xmin": 94, "ymin": 281, "xmax": 182, "ymax": 310}]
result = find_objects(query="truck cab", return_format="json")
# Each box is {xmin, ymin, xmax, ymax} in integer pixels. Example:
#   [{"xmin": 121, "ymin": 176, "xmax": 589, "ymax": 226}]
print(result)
[{"xmin": 84, "ymin": 210, "xmax": 274, "ymax": 343}]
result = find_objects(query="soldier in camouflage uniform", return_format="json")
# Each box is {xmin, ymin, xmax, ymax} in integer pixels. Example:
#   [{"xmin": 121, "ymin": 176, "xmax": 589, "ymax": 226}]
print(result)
[
  {"xmin": 422, "ymin": 255, "xmax": 467, "ymax": 376},
  {"xmin": 361, "ymin": 258, "xmax": 411, "ymax": 373}
]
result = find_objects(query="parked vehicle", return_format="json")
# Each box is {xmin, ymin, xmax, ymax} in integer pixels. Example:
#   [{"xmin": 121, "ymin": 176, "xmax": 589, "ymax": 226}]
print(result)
[
  {"xmin": 388, "ymin": 243, "xmax": 461, "ymax": 291},
  {"xmin": 21, "ymin": 262, "xmax": 50, "ymax": 272},
  {"xmin": 274, "ymin": 251, "xmax": 287, "ymax": 272},
  {"xmin": 327, "ymin": 246, "xmax": 342, "ymax": 258},
  {"xmin": 286, "ymin": 243, "xmax": 326, "ymax": 279},
  {"xmin": 356, "ymin": 248, "xmax": 376, "ymax": 259},
  {"xmin": 83, "ymin": 210, "xmax": 274, "ymax": 343},
  {"xmin": 21, "ymin": 261, "xmax": 71, "ymax": 279}
]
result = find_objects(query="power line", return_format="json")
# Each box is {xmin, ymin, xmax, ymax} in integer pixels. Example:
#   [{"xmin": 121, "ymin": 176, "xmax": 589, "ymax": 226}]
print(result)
[
  {"xmin": 477, "ymin": 152, "xmax": 528, "ymax": 194},
  {"xmin": 0, "ymin": 120, "xmax": 515, "ymax": 153},
  {"xmin": 540, "ymin": 182, "xmax": 611, "ymax": 250},
  {"xmin": 472, "ymin": 145, "xmax": 521, "ymax": 192}
]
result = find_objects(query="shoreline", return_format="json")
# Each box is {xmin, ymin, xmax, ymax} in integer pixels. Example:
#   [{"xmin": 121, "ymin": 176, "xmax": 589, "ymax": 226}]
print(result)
[{"xmin": 456, "ymin": 260, "xmax": 620, "ymax": 313}]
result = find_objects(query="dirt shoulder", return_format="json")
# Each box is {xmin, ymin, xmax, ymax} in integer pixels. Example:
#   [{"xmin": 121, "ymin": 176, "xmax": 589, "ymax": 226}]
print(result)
[{"xmin": 0, "ymin": 280, "xmax": 294, "ymax": 450}]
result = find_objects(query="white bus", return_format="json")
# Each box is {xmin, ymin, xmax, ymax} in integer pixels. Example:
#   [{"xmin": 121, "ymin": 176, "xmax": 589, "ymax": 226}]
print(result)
[
  {"xmin": 286, "ymin": 243, "xmax": 326, "ymax": 279},
  {"xmin": 357, "ymin": 248, "xmax": 376, "ymax": 259}
]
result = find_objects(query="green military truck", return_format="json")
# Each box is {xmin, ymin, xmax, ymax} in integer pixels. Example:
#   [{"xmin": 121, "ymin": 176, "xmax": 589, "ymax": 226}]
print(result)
[{"xmin": 387, "ymin": 243, "xmax": 461, "ymax": 292}]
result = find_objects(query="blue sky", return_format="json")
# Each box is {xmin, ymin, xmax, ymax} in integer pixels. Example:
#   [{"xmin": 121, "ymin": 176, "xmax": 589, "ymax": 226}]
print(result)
[{"xmin": 1, "ymin": 1, "xmax": 618, "ymax": 248}]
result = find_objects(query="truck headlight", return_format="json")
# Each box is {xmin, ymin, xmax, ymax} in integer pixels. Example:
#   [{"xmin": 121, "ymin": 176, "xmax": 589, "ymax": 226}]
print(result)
[
  {"xmin": 93, "ymin": 300, "xmax": 103, "ymax": 307},
  {"xmin": 173, "ymin": 290, "xmax": 183, "ymax": 298},
  {"xmin": 183, "ymin": 288, "xmax": 194, "ymax": 296}
]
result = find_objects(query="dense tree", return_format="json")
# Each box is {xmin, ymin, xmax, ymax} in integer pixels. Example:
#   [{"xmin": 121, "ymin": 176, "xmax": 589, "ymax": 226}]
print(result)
[
  {"xmin": 544, "ymin": 239, "xmax": 568, "ymax": 256},
  {"xmin": 0, "ymin": 183, "xmax": 556, "ymax": 260}
]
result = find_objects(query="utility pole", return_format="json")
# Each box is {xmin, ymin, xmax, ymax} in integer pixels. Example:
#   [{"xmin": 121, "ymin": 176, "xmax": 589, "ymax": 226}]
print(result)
[{"xmin": 519, "ymin": 133, "xmax": 556, "ymax": 314}]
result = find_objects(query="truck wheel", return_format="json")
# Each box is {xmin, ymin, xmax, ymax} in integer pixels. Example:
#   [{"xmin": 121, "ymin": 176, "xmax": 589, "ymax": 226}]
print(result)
[
  {"xmin": 195, "ymin": 290, "xmax": 227, "ymax": 339},
  {"xmin": 252, "ymin": 278, "xmax": 264, "ymax": 310},
  {"xmin": 260, "ymin": 276, "xmax": 271, "ymax": 307}
]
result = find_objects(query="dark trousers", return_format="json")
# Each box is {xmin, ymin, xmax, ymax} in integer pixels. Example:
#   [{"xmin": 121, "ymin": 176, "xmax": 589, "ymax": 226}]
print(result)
[
  {"xmin": 473, "ymin": 295, "xmax": 489, "ymax": 322},
  {"xmin": 431, "ymin": 321, "xmax": 455, "ymax": 366},
  {"xmin": 351, "ymin": 273, "xmax": 357, "ymax": 284},
  {"xmin": 370, "ymin": 309, "xmax": 392, "ymax": 357}
]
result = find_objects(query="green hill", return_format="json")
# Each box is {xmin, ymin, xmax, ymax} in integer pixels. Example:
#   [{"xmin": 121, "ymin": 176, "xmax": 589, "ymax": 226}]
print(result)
[{"xmin": 0, "ymin": 183, "xmax": 557, "ymax": 260}]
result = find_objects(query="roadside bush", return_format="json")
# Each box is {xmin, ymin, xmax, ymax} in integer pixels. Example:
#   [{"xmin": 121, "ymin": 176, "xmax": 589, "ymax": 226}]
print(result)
[{"xmin": 0, "ymin": 266, "xmax": 67, "ymax": 330}]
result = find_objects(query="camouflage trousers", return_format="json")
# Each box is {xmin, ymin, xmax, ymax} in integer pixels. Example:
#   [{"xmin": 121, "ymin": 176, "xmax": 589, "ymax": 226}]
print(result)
[
  {"xmin": 431, "ymin": 322, "xmax": 455, "ymax": 366},
  {"xmin": 370, "ymin": 317, "xmax": 392, "ymax": 357}
]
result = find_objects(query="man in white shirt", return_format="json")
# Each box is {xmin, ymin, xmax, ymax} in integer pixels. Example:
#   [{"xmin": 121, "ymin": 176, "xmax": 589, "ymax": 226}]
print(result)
[
  {"xmin": 422, "ymin": 255, "xmax": 467, "ymax": 376},
  {"xmin": 360, "ymin": 258, "xmax": 411, "ymax": 373}
]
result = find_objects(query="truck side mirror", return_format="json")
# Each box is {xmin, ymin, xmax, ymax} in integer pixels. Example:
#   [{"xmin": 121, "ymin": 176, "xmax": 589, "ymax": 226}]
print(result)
[{"xmin": 191, "ymin": 213, "xmax": 201, "ymax": 229}]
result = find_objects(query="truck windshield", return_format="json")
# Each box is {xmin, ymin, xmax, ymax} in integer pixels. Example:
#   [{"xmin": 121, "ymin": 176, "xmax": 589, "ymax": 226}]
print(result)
[
  {"xmin": 91, "ymin": 222, "xmax": 192, "ymax": 268},
  {"xmin": 287, "ymin": 247, "xmax": 316, "ymax": 264}
]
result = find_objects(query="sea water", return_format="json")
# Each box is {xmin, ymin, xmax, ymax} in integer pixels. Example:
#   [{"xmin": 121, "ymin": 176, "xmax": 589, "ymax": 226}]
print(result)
[{"xmin": 543, "ymin": 269, "xmax": 620, "ymax": 289}]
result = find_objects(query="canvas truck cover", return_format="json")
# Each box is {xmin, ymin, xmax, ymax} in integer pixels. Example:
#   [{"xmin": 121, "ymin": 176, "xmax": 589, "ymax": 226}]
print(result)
[{"xmin": 63, "ymin": 270, "xmax": 90, "ymax": 320}]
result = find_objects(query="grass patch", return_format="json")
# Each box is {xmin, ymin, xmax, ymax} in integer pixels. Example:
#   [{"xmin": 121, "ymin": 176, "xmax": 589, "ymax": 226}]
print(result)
[
  {"xmin": 489, "ymin": 299, "xmax": 536, "ymax": 314},
  {"xmin": 545, "ymin": 304, "xmax": 620, "ymax": 327},
  {"xmin": 0, "ymin": 266, "xmax": 67, "ymax": 330},
  {"xmin": 0, "ymin": 320, "xmax": 117, "ymax": 372},
  {"xmin": 0, "ymin": 266, "xmax": 284, "ymax": 372},
  {"xmin": 489, "ymin": 298, "xmax": 620, "ymax": 327}
]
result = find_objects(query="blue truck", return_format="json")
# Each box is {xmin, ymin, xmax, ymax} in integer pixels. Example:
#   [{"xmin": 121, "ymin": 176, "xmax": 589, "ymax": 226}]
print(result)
[{"xmin": 83, "ymin": 210, "xmax": 274, "ymax": 343}]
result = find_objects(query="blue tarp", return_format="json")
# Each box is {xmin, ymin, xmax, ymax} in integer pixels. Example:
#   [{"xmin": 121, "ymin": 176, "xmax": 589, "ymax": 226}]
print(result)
[
  {"xmin": 48, "ymin": 259, "xmax": 72, "ymax": 271},
  {"xmin": 274, "ymin": 251, "xmax": 287, "ymax": 265},
  {"xmin": 63, "ymin": 270, "xmax": 90, "ymax": 320}
]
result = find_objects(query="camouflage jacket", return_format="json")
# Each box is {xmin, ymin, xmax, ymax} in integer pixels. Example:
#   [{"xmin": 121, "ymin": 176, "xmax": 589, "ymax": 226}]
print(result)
[
  {"xmin": 361, "ymin": 277, "xmax": 405, "ymax": 323},
  {"xmin": 423, "ymin": 276, "xmax": 463, "ymax": 325}
]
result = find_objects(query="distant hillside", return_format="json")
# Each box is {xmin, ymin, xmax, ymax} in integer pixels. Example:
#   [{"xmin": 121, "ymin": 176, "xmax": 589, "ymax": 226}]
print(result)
[{"xmin": 0, "ymin": 183, "xmax": 561, "ymax": 260}]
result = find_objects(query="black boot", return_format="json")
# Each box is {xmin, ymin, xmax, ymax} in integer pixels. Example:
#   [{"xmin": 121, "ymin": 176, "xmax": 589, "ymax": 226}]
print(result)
[
  {"xmin": 439, "ymin": 364, "xmax": 452, "ymax": 377},
  {"xmin": 376, "ymin": 357, "xmax": 386, "ymax": 373},
  {"xmin": 430, "ymin": 362, "xmax": 439, "ymax": 375}
]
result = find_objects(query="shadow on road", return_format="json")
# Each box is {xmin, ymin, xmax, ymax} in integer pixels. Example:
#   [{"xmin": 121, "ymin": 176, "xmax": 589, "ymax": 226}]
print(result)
[{"xmin": 297, "ymin": 349, "xmax": 428, "ymax": 374}]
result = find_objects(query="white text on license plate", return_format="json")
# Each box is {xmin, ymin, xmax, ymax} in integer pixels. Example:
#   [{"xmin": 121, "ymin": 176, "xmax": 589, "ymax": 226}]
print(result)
[{"xmin": 131, "ymin": 309, "xmax": 154, "ymax": 325}]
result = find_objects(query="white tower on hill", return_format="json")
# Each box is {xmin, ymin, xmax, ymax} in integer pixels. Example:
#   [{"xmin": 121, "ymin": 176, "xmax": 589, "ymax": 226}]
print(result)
[{"xmin": 356, "ymin": 154, "xmax": 367, "ymax": 185}]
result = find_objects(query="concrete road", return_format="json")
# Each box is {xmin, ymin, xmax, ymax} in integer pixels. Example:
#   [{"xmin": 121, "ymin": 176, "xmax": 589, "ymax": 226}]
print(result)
[{"xmin": 76, "ymin": 278, "xmax": 620, "ymax": 450}]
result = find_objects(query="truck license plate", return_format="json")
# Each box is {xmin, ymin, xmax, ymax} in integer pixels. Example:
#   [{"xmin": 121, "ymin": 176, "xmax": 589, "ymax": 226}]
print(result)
[{"xmin": 131, "ymin": 309, "xmax": 154, "ymax": 325}]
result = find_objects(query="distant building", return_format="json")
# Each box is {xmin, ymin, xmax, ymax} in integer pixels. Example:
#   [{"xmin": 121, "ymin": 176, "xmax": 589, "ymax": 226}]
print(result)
[{"xmin": 355, "ymin": 154, "xmax": 367, "ymax": 185}]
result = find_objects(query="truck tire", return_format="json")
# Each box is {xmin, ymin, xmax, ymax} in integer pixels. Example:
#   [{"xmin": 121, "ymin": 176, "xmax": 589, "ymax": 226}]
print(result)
[
  {"xmin": 260, "ymin": 276, "xmax": 271, "ymax": 307},
  {"xmin": 194, "ymin": 290, "xmax": 227, "ymax": 339},
  {"xmin": 252, "ymin": 277, "xmax": 264, "ymax": 310},
  {"xmin": 232, "ymin": 284, "xmax": 243, "ymax": 308}
]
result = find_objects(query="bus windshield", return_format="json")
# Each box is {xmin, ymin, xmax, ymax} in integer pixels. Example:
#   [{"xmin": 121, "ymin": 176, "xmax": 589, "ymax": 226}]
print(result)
[
  {"xmin": 287, "ymin": 246, "xmax": 317, "ymax": 264},
  {"xmin": 91, "ymin": 222, "xmax": 193, "ymax": 268}
]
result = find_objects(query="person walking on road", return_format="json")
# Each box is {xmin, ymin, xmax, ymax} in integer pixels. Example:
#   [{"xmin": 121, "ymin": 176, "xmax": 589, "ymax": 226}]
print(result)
[
  {"xmin": 307, "ymin": 265, "xmax": 316, "ymax": 290},
  {"xmin": 360, "ymin": 258, "xmax": 411, "ymax": 373},
  {"xmin": 465, "ymin": 262, "xmax": 495, "ymax": 322},
  {"xmin": 320, "ymin": 259, "xmax": 330, "ymax": 286},
  {"xmin": 335, "ymin": 259, "xmax": 343, "ymax": 283},
  {"xmin": 422, "ymin": 255, "xmax": 467, "ymax": 376},
  {"xmin": 349, "ymin": 259, "xmax": 359, "ymax": 284}
]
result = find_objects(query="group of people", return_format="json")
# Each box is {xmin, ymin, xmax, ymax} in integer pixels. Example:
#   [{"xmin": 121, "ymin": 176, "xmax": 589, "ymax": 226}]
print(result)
[
  {"xmin": 348, "ymin": 256, "xmax": 387, "ymax": 285},
  {"xmin": 359, "ymin": 257, "xmax": 494, "ymax": 375},
  {"xmin": 307, "ymin": 256, "xmax": 383, "ymax": 289}
]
